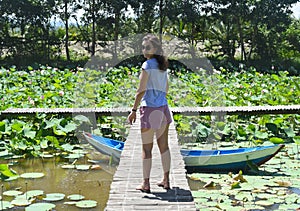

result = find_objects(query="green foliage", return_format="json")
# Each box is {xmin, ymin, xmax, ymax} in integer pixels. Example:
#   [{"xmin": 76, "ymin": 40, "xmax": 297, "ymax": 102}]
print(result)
[
  {"xmin": 0, "ymin": 0, "xmax": 299, "ymax": 71},
  {"xmin": 1, "ymin": 65, "xmax": 300, "ymax": 153}
]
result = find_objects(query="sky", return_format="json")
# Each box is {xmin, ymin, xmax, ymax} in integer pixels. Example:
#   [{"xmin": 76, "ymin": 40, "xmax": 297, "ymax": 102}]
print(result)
[{"xmin": 292, "ymin": 2, "xmax": 300, "ymax": 18}]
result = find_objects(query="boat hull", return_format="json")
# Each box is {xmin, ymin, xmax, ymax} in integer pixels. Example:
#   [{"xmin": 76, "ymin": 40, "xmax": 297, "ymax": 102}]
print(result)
[
  {"xmin": 82, "ymin": 132, "xmax": 124, "ymax": 162},
  {"xmin": 182, "ymin": 144, "xmax": 284, "ymax": 173}
]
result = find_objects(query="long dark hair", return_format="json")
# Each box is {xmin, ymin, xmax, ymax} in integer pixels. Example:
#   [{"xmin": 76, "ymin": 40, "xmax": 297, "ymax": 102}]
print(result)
[{"xmin": 142, "ymin": 34, "xmax": 169, "ymax": 71}]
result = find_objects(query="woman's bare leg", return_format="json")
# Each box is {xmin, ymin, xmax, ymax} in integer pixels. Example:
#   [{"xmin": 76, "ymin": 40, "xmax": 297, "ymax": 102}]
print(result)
[
  {"xmin": 141, "ymin": 128, "xmax": 154, "ymax": 189},
  {"xmin": 156, "ymin": 124, "xmax": 170, "ymax": 188}
]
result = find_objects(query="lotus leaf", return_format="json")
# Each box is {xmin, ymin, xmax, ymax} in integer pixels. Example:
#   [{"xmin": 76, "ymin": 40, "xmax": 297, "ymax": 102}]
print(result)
[
  {"xmin": 3, "ymin": 190, "xmax": 23, "ymax": 197},
  {"xmin": 64, "ymin": 201, "xmax": 77, "ymax": 205},
  {"xmin": 20, "ymin": 172, "xmax": 44, "ymax": 179},
  {"xmin": 43, "ymin": 193, "xmax": 65, "ymax": 202},
  {"xmin": 11, "ymin": 199, "xmax": 33, "ymax": 206},
  {"xmin": 75, "ymin": 165, "xmax": 91, "ymax": 170},
  {"xmin": 61, "ymin": 164, "xmax": 76, "ymax": 169},
  {"xmin": 279, "ymin": 203, "xmax": 300, "ymax": 210},
  {"xmin": 64, "ymin": 154, "xmax": 84, "ymax": 159},
  {"xmin": 75, "ymin": 200, "xmax": 97, "ymax": 208},
  {"xmin": 194, "ymin": 197, "xmax": 209, "ymax": 203},
  {"xmin": 67, "ymin": 194, "xmax": 85, "ymax": 201},
  {"xmin": 191, "ymin": 191, "xmax": 208, "ymax": 198},
  {"xmin": 235, "ymin": 192, "xmax": 253, "ymax": 201},
  {"xmin": 0, "ymin": 201, "xmax": 14, "ymax": 210},
  {"xmin": 25, "ymin": 202, "xmax": 55, "ymax": 211},
  {"xmin": 4, "ymin": 175, "xmax": 20, "ymax": 181},
  {"xmin": 255, "ymin": 200, "xmax": 274, "ymax": 207},
  {"xmin": 24, "ymin": 190, "xmax": 44, "ymax": 198}
]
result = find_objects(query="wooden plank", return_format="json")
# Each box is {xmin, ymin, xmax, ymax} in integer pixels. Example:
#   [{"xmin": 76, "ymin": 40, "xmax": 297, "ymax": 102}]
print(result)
[{"xmin": 104, "ymin": 114, "xmax": 196, "ymax": 210}]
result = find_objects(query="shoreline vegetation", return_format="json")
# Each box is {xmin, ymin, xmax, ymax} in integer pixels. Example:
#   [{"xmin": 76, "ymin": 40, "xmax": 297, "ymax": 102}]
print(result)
[{"xmin": 1, "ymin": 1, "xmax": 300, "ymax": 73}]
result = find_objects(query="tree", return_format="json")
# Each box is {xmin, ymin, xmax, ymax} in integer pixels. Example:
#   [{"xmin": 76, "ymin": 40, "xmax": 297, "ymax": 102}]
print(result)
[
  {"xmin": 55, "ymin": 0, "xmax": 82, "ymax": 61},
  {"xmin": 0, "ymin": 0, "xmax": 56, "ymax": 64}
]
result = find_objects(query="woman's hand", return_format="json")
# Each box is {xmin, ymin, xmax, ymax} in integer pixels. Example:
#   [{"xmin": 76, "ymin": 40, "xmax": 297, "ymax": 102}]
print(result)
[{"xmin": 127, "ymin": 111, "xmax": 136, "ymax": 125}]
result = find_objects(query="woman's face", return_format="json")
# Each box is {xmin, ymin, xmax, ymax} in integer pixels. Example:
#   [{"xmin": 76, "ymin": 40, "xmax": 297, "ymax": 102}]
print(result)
[{"xmin": 142, "ymin": 40, "xmax": 157, "ymax": 59}]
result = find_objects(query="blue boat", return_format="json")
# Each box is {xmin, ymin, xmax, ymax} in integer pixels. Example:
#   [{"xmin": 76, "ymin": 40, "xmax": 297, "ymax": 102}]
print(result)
[
  {"xmin": 181, "ymin": 144, "xmax": 284, "ymax": 173},
  {"xmin": 83, "ymin": 132, "xmax": 284, "ymax": 172},
  {"xmin": 82, "ymin": 132, "xmax": 124, "ymax": 162}
]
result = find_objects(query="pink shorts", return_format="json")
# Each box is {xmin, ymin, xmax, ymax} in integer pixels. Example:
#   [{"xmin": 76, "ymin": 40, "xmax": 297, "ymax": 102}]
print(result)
[{"xmin": 140, "ymin": 105, "xmax": 172, "ymax": 129}]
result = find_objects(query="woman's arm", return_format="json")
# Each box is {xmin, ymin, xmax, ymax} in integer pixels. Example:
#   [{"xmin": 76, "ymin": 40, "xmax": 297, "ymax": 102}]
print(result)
[
  {"xmin": 127, "ymin": 69, "xmax": 148, "ymax": 124},
  {"xmin": 132, "ymin": 69, "xmax": 148, "ymax": 109}
]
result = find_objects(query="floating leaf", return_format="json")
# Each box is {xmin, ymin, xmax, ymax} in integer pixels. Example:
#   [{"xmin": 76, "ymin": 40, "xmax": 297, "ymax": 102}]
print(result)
[
  {"xmin": 25, "ymin": 190, "xmax": 44, "ymax": 198},
  {"xmin": 67, "ymin": 194, "xmax": 85, "ymax": 201},
  {"xmin": 255, "ymin": 200, "xmax": 274, "ymax": 207},
  {"xmin": 20, "ymin": 172, "xmax": 44, "ymax": 179},
  {"xmin": 25, "ymin": 202, "xmax": 56, "ymax": 211},
  {"xmin": 61, "ymin": 164, "xmax": 76, "ymax": 169},
  {"xmin": 11, "ymin": 199, "xmax": 33, "ymax": 206},
  {"xmin": 64, "ymin": 201, "xmax": 77, "ymax": 205},
  {"xmin": 4, "ymin": 175, "xmax": 20, "ymax": 181},
  {"xmin": 75, "ymin": 200, "xmax": 97, "ymax": 208},
  {"xmin": 43, "ymin": 193, "xmax": 65, "ymax": 202},
  {"xmin": 75, "ymin": 165, "xmax": 90, "ymax": 171},
  {"xmin": 3, "ymin": 190, "xmax": 23, "ymax": 197},
  {"xmin": 64, "ymin": 154, "xmax": 84, "ymax": 159},
  {"xmin": 0, "ymin": 201, "xmax": 14, "ymax": 210}
]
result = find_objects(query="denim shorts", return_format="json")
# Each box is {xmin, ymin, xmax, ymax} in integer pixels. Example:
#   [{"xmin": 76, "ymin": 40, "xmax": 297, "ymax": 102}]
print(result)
[{"xmin": 140, "ymin": 105, "xmax": 172, "ymax": 129}]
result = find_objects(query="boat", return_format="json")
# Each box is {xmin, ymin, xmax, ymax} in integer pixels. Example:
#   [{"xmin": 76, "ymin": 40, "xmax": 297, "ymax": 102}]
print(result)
[
  {"xmin": 83, "ymin": 132, "xmax": 284, "ymax": 172},
  {"xmin": 82, "ymin": 132, "xmax": 124, "ymax": 162},
  {"xmin": 181, "ymin": 144, "xmax": 284, "ymax": 173}
]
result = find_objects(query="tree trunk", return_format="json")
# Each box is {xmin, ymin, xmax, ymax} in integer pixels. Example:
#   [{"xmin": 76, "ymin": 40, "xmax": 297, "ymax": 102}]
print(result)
[
  {"xmin": 91, "ymin": 0, "xmax": 96, "ymax": 56},
  {"xmin": 113, "ymin": 11, "xmax": 120, "ymax": 61},
  {"xmin": 237, "ymin": 17, "xmax": 245, "ymax": 61},
  {"xmin": 64, "ymin": 0, "xmax": 70, "ymax": 61},
  {"xmin": 159, "ymin": 0, "xmax": 163, "ymax": 42}
]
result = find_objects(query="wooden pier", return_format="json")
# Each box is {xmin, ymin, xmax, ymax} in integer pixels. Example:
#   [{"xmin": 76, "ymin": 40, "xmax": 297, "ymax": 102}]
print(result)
[
  {"xmin": 1, "ymin": 105, "xmax": 300, "ymax": 119},
  {"xmin": 105, "ymin": 115, "xmax": 196, "ymax": 211}
]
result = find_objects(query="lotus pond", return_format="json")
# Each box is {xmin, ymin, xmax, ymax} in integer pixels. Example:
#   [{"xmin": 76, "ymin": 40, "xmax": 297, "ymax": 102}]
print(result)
[
  {"xmin": 1, "ymin": 65, "xmax": 300, "ymax": 210},
  {"xmin": 0, "ymin": 143, "xmax": 117, "ymax": 211},
  {"xmin": 187, "ymin": 143, "xmax": 300, "ymax": 211}
]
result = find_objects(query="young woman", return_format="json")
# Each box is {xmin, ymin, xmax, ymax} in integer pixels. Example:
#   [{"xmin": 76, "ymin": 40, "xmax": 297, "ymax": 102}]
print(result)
[{"xmin": 127, "ymin": 34, "xmax": 172, "ymax": 193}]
